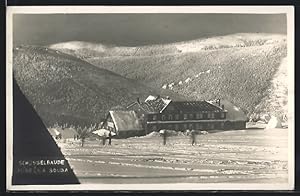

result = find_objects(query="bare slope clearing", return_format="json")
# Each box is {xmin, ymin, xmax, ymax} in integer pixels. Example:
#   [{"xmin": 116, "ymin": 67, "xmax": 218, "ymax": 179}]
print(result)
[
  {"xmin": 13, "ymin": 45, "xmax": 181, "ymax": 126},
  {"xmin": 253, "ymin": 57, "xmax": 288, "ymax": 118},
  {"xmin": 51, "ymin": 33, "xmax": 287, "ymax": 117}
]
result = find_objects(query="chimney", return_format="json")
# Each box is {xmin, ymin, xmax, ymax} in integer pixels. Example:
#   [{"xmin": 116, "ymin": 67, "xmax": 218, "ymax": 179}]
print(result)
[
  {"xmin": 137, "ymin": 97, "xmax": 140, "ymax": 104},
  {"xmin": 218, "ymin": 99, "xmax": 221, "ymax": 106},
  {"xmin": 221, "ymin": 104, "xmax": 224, "ymax": 110}
]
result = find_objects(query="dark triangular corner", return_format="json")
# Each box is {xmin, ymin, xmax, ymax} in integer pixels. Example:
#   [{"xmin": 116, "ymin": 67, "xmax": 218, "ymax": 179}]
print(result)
[{"xmin": 12, "ymin": 78, "xmax": 80, "ymax": 185}]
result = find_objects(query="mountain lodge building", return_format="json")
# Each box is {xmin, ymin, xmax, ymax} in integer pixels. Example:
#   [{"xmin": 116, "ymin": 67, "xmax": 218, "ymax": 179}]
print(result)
[{"xmin": 102, "ymin": 95, "xmax": 247, "ymax": 137}]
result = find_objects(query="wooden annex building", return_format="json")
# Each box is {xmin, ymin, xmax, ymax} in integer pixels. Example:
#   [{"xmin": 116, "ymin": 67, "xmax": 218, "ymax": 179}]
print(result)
[
  {"xmin": 102, "ymin": 95, "xmax": 247, "ymax": 137},
  {"xmin": 101, "ymin": 110, "xmax": 144, "ymax": 138}
]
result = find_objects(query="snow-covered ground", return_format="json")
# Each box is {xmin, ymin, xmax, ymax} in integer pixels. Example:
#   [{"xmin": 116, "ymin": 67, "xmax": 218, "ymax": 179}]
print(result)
[{"xmin": 57, "ymin": 128, "xmax": 288, "ymax": 184}]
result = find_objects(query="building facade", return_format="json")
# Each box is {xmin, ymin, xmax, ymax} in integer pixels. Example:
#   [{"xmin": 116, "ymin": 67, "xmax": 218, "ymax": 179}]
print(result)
[
  {"xmin": 127, "ymin": 95, "xmax": 246, "ymax": 134},
  {"xmin": 103, "ymin": 95, "xmax": 247, "ymax": 138}
]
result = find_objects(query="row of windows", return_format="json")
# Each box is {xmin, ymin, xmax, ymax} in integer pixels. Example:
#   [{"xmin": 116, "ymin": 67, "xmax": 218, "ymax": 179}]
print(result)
[
  {"xmin": 152, "ymin": 112, "xmax": 225, "ymax": 121},
  {"xmin": 150, "ymin": 122, "xmax": 224, "ymax": 131}
]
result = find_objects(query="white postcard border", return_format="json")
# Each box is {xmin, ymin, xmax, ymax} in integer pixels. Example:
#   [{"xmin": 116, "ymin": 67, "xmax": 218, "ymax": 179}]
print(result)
[{"xmin": 6, "ymin": 5, "xmax": 295, "ymax": 191}]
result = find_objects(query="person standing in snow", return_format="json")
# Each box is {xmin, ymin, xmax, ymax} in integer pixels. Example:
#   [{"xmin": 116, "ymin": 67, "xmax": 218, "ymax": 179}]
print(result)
[
  {"xmin": 160, "ymin": 130, "xmax": 167, "ymax": 145},
  {"xmin": 191, "ymin": 130, "xmax": 197, "ymax": 146},
  {"xmin": 102, "ymin": 136, "xmax": 106, "ymax": 145},
  {"xmin": 108, "ymin": 131, "xmax": 112, "ymax": 145}
]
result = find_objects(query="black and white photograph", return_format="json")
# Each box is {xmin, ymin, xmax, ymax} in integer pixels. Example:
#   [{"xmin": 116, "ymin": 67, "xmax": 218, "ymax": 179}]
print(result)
[{"xmin": 6, "ymin": 6, "xmax": 294, "ymax": 190}]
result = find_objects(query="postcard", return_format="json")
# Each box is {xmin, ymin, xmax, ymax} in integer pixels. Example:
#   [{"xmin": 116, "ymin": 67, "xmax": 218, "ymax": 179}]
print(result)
[{"xmin": 6, "ymin": 6, "xmax": 294, "ymax": 191}]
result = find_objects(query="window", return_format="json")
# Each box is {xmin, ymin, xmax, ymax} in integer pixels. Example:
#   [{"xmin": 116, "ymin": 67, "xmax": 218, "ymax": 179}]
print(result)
[
  {"xmin": 175, "ymin": 124, "xmax": 179, "ymax": 130},
  {"xmin": 153, "ymin": 115, "xmax": 157, "ymax": 121},
  {"xmin": 152, "ymin": 125, "xmax": 157, "ymax": 130},
  {"xmin": 168, "ymin": 124, "xmax": 173, "ymax": 130},
  {"xmin": 211, "ymin": 112, "xmax": 215, "ymax": 119},
  {"xmin": 220, "ymin": 122, "xmax": 224, "ymax": 128},
  {"xmin": 207, "ymin": 123, "xmax": 214, "ymax": 129},
  {"xmin": 207, "ymin": 112, "xmax": 211, "ymax": 119},
  {"xmin": 199, "ymin": 123, "xmax": 203, "ymax": 130},
  {"xmin": 183, "ymin": 124, "xmax": 188, "ymax": 130},
  {"xmin": 196, "ymin": 113, "xmax": 203, "ymax": 119},
  {"xmin": 189, "ymin": 124, "xmax": 193, "ymax": 129},
  {"xmin": 183, "ymin": 114, "xmax": 188, "ymax": 120},
  {"xmin": 162, "ymin": 115, "xmax": 166, "ymax": 120},
  {"xmin": 168, "ymin": 114, "xmax": 173, "ymax": 120},
  {"xmin": 196, "ymin": 123, "xmax": 203, "ymax": 130},
  {"xmin": 220, "ymin": 112, "xmax": 225, "ymax": 118},
  {"xmin": 189, "ymin": 114, "xmax": 194, "ymax": 119},
  {"xmin": 175, "ymin": 114, "xmax": 180, "ymax": 120}
]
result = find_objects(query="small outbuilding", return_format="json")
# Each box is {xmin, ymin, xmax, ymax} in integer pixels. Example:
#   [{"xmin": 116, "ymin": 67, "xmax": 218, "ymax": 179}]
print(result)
[
  {"xmin": 217, "ymin": 100, "xmax": 247, "ymax": 130},
  {"xmin": 101, "ymin": 110, "xmax": 144, "ymax": 138}
]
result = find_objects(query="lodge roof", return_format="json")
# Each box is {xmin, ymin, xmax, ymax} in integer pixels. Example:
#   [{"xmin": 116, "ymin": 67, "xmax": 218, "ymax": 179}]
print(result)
[
  {"xmin": 127, "ymin": 95, "xmax": 225, "ymax": 113},
  {"xmin": 171, "ymin": 101, "xmax": 224, "ymax": 112}
]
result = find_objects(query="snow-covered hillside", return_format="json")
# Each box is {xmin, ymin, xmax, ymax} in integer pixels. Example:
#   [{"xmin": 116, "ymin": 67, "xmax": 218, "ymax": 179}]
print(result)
[{"xmin": 49, "ymin": 33, "xmax": 288, "ymax": 119}]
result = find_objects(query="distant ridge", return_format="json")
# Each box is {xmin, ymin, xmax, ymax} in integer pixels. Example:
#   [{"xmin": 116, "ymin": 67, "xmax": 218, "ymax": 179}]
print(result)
[
  {"xmin": 51, "ymin": 33, "xmax": 288, "ymax": 119},
  {"xmin": 50, "ymin": 33, "xmax": 286, "ymax": 58}
]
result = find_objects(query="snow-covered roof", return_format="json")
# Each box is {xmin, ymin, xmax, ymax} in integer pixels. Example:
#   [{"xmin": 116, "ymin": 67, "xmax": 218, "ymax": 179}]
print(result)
[
  {"xmin": 130, "ymin": 95, "xmax": 225, "ymax": 113},
  {"xmin": 109, "ymin": 110, "xmax": 143, "ymax": 131},
  {"xmin": 171, "ymin": 101, "xmax": 224, "ymax": 112},
  {"xmin": 127, "ymin": 95, "xmax": 246, "ymax": 121},
  {"xmin": 141, "ymin": 95, "xmax": 172, "ymax": 113}
]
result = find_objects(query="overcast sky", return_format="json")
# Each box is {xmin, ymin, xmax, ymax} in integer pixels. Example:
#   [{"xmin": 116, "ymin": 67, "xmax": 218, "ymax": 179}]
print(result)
[{"xmin": 13, "ymin": 14, "xmax": 286, "ymax": 46}]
